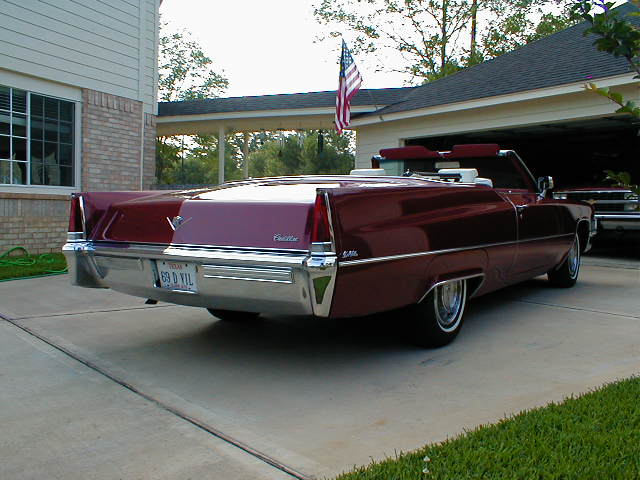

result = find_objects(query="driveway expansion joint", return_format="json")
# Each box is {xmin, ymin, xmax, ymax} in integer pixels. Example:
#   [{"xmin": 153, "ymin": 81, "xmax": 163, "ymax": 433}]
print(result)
[
  {"xmin": 513, "ymin": 299, "xmax": 640, "ymax": 319},
  {"xmin": 0, "ymin": 310, "xmax": 313, "ymax": 480},
  {"xmin": 10, "ymin": 304, "xmax": 177, "ymax": 321}
]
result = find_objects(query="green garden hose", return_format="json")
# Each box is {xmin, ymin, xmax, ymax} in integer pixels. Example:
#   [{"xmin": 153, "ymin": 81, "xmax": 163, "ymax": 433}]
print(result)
[{"xmin": 0, "ymin": 246, "xmax": 68, "ymax": 274}]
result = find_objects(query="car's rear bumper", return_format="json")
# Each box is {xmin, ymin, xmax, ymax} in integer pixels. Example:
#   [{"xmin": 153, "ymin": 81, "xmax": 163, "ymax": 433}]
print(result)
[{"xmin": 62, "ymin": 239, "xmax": 337, "ymax": 317}]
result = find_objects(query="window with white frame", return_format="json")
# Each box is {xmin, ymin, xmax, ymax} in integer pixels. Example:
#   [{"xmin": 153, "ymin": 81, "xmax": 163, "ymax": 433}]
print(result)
[{"xmin": 0, "ymin": 85, "xmax": 75, "ymax": 187}]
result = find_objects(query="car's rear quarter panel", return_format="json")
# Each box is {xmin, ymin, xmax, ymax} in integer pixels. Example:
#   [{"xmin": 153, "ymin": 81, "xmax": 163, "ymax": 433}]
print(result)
[{"xmin": 328, "ymin": 185, "xmax": 517, "ymax": 318}]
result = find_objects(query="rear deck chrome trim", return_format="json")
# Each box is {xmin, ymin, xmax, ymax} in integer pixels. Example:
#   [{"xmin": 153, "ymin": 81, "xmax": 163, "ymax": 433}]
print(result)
[{"xmin": 202, "ymin": 265, "xmax": 294, "ymax": 283}]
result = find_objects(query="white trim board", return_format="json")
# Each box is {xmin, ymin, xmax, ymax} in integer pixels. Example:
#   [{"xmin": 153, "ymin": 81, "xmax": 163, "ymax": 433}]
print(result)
[
  {"xmin": 0, "ymin": 68, "xmax": 81, "ymax": 102},
  {"xmin": 157, "ymin": 105, "xmax": 380, "ymax": 125},
  {"xmin": 350, "ymin": 73, "xmax": 639, "ymax": 127}
]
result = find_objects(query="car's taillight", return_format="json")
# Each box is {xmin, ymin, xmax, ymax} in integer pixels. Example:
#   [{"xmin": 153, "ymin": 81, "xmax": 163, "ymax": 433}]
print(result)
[
  {"xmin": 311, "ymin": 193, "xmax": 332, "ymax": 244},
  {"xmin": 68, "ymin": 194, "xmax": 85, "ymax": 235}
]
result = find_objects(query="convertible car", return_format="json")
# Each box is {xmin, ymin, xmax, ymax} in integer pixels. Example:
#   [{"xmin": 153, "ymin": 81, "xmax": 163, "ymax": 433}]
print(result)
[{"xmin": 63, "ymin": 144, "xmax": 594, "ymax": 347}]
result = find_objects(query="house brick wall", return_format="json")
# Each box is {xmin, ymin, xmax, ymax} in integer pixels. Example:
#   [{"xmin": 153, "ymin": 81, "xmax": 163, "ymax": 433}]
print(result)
[
  {"xmin": 0, "ymin": 194, "xmax": 70, "ymax": 254},
  {"xmin": 82, "ymin": 89, "xmax": 156, "ymax": 191}
]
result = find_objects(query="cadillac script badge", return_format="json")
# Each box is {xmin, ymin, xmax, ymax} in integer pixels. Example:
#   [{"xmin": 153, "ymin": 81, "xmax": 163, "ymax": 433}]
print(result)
[
  {"xmin": 274, "ymin": 234, "xmax": 299, "ymax": 242},
  {"xmin": 167, "ymin": 215, "xmax": 192, "ymax": 231}
]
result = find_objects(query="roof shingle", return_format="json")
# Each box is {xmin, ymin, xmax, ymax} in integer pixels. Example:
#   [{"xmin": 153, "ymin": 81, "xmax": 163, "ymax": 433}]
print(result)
[
  {"xmin": 362, "ymin": 2, "xmax": 639, "ymax": 117},
  {"xmin": 158, "ymin": 87, "xmax": 414, "ymax": 116}
]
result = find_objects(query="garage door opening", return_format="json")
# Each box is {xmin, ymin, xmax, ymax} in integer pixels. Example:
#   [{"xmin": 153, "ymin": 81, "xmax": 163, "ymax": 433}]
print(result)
[{"xmin": 405, "ymin": 116, "xmax": 640, "ymax": 190}]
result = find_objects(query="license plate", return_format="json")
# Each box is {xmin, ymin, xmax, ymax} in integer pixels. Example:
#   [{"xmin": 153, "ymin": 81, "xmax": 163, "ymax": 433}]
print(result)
[{"xmin": 156, "ymin": 261, "xmax": 198, "ymax": 293}]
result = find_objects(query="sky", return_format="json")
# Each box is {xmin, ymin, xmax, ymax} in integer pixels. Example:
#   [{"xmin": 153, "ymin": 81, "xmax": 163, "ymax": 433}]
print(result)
[
  {"xmin": 159, "ymin": 0, "xmax": 628, "ymax": 99},
  {"xmin": 159, "ymin": 0, "xmax": 410, "ymax": 98}
]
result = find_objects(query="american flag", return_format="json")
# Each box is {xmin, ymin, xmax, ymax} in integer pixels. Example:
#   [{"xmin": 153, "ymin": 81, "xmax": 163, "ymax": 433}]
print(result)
[{"xmin": 335, "ymin": 40, "xmax": 363, "ymax": 134}]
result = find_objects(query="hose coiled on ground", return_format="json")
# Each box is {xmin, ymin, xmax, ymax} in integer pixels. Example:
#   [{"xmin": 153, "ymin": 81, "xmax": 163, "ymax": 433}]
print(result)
[{"xmin": 0, "ymin": 246, "xmax": 68, "ymax": 275}]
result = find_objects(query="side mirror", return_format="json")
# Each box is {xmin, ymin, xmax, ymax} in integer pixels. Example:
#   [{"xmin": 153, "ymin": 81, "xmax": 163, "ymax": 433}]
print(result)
[{"xmin": 537, "ymin": 176, "xmax": 554, "ymax": 196}]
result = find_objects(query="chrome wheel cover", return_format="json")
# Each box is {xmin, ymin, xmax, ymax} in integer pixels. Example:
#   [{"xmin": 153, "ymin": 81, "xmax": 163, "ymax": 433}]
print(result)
[
  {"xmin": 433, "ymin": 280, "xmax": 466, "ymax": 332},
  {"xmin": 568, "ymin": 236, "xmax": 580, "ymax": 279}
]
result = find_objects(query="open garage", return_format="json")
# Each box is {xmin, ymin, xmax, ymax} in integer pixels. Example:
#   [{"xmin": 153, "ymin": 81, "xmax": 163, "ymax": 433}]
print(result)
[{"xmin": 405, "ymin": 115, "xmax": 640, "ymax": 189}]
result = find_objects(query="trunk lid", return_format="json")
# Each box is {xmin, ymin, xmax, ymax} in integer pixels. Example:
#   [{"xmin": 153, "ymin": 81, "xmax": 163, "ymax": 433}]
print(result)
[{"xmin": 91, "ymin": 181, "xmax": 342, "ymax": 250}]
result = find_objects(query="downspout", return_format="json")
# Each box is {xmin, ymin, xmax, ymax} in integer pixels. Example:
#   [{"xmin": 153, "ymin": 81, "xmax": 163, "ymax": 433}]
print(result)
[{"xmin": 140, "ymin": 110, "xmax": 145, "ymax": 190}]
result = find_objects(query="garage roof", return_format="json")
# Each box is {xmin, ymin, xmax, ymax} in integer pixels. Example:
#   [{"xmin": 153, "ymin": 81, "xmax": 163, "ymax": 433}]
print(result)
[{"xmin": 360, "ymin": 2, "xmax": 639, "ymax": 118}]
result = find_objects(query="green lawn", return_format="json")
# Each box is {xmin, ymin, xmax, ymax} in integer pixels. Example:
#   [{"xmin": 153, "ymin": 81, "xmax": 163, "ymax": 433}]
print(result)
[
  {"xmin": 336, "ymin": 377, "xmax": 640, "ymax": 480},
  {"xmin": 0, "ymin": 250, "xmax": 67, "ymax": 281}
]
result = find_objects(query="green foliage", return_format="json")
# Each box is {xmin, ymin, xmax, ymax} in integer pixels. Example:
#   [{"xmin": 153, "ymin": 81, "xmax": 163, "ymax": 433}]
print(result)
[
  {"xmin": 160, "ymin": 135, "xmax": 244, "ymax": 185},
  {"xmin": 314, "ymin": 0, "xmax": 577, "ymax": 81},
  {"xmin": 482, "ymin": 1, "xmax": 576, "ymax": 58},
  {"xmin": 156, "ymin": 21, "xmax": 230, "ymax": 184},
  {"xmin": 604, "ymin": 169, "xmax": 640, "ymax": 195},
  {"xmin": 573, "ymin": 2, "xmax": 640, "ymax": 191},
  {"xmin": 248, "ymin": 131, "xmax": 355, "ymax": 178},
  {"xmin": 336, "ymin": 377, "xmax": 640, "ymax": 480},
  {"xmin": 572, "ymin": 1, "xmax": 640, "ymax": 71},
  {"xmin": 158, "ymin": 130, "xmax": 355, "ymax": 185}
]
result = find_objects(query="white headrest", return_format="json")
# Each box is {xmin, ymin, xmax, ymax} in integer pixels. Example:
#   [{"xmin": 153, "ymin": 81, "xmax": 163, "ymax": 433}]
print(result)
[
  {"xmin": 350, "ymin": 168, "xmax": 387, "ymax": 176},
  {"xmin": 438, "ymin": 168, "xmax": 478, "ymax": 183}
]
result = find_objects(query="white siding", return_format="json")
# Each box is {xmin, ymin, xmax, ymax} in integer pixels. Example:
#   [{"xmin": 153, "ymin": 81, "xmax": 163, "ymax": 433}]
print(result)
[{"xmin": 0, "ymin": 0, "xmax": 159, "ymax": 113}]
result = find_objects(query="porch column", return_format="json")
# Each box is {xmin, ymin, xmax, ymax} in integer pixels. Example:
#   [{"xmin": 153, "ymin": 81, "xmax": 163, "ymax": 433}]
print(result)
[
  {"xmin": 243, "ymin": 132, "xmax": 250, "ymax": 178},
  {"xmin": 218, "ymin": 125, "xmax": 225, "ymax": 184}
]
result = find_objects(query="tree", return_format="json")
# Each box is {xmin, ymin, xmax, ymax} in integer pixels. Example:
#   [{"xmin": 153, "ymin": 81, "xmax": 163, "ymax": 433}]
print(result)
[
  {"xmin": 158, "ymin": 22, "xmax": 228, "ymax": 102},
  {"xmin": 480, "ymin": 0, "xmax": 576, "ymax": 59},
  {"xmin": 301, "ymin": 130, "xmax": 355, "ymax": 174},
  {"xmin": 247, "ymin": 131, "xmax": 355, "ymax": 178},
  {"xmin": 314, "ymin": 0, "xmax": 577, "ymax": 81},
  {"xmin": 156, "ymin": 21, "xmax": 230, "ymax": 184}
]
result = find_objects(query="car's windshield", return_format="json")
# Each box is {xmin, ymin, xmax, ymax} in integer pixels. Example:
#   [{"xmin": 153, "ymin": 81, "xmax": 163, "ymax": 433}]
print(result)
[{"xmin": 403, "ymin": 155, "xmax": 532, "ymax": 190}]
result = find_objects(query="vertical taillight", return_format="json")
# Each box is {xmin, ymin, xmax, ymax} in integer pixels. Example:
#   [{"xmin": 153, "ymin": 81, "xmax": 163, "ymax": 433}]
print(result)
[
  {"xmin": 311, "ymin": 193, "xmax": 332, "ymax": 244},
  {"xmin": 68, "ymin": 194, "xmax": 85, "ymax": 235}
]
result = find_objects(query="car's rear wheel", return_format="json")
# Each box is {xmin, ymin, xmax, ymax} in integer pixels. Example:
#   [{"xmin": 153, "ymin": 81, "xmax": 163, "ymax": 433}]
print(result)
[
  {"xmin": 548, "ymin": 234, "xmax": 580, "ymax": 288},
  {"xmin": 206, "ymin": 309, "xmax": 261, "ymax": 322},
  {"xmin": 410, "ymin": 279, "xmax": 467, "ymax": 348}
]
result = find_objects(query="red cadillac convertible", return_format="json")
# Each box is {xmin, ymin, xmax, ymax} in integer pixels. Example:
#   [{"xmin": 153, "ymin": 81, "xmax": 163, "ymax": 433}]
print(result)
[{"xmin": 63, "ymin": 144, "xmax": 594, "ymax": 347}]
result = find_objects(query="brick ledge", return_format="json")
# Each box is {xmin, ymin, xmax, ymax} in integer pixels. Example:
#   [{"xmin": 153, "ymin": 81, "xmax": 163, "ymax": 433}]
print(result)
[{"xmin": 0, "ymin": 193, "xmax": 71, "ymax": 201}]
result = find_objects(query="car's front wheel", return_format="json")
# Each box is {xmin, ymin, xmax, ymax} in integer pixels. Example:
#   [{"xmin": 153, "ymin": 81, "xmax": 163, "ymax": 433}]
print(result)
[
  {"xmin": 207, "ymin": 309, "xmax": 261, "ymax": 322},
  {"xmin": 409, "ymin": 279, "xmax": 467, "ymax": 348},
  {"xmin": 548, "ymin": 234, "xmax": 581, "ymax": 288}
]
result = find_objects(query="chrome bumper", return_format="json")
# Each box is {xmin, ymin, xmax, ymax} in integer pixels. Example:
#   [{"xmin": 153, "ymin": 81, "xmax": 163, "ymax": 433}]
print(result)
[
  {"xmin": 62, "ymin": 240, "xmax": 337, "ymax": 317},
  {"xmin": 596, "ymin": 213, "xmax": 640, "ymax": 232}
]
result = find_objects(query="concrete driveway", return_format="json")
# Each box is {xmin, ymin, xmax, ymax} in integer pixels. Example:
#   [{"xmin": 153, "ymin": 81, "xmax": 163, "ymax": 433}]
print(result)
[{"xmin": 1, "ymin": 248, "xmax": 638, "ymax": 479}]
